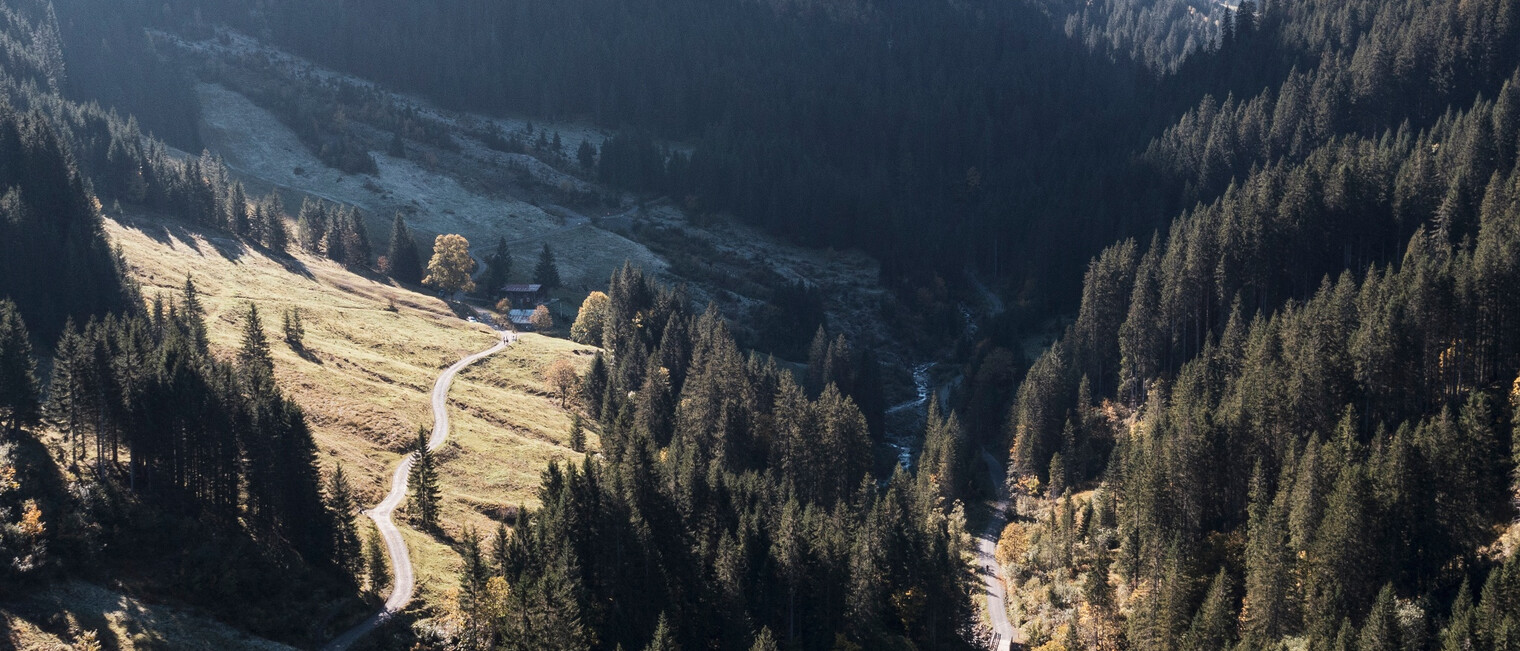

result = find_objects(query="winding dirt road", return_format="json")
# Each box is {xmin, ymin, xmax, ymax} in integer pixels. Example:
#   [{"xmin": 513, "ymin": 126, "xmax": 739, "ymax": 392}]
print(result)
[
  {"xmin": 325, "ymin": 332, "xmax": 513, "ymax": 650},
  {"xmin": 978, "ymin": 448, "xmax": 1019, "ymax": 651}
]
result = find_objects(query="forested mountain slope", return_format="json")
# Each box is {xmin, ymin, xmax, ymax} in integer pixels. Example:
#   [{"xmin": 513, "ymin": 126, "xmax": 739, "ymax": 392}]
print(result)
[
  {"xmin": 3, "ymin": 0, "xmax": 1520, "ymax": 647},
  {"xmin": 0, "ymin": 1, "xmax": 365, "ymax": 644},
  {"xmin": 985, "ymin": 0, "xmax": 1520, "ymax": 647},
  {"xmin": 1027, "ymin": 0, "xmax": 1224, "ymax": 73},
  {"xmin": 463, "ymin": 265, "xmax": 975, "ymax": 649},
  {"xmin": 155, "ymin": 0, "xmax": 1150, "ymax": 305}
]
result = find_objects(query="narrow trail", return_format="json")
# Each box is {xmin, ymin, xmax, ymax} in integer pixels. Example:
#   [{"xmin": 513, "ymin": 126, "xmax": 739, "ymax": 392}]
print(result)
[
  {"xmin": 978, "ymin": 448, "xmax": 1019, "ymax": 651},
  {"xmin": 325, "ymin": 331, "xmax": 513, "ymax": 651}
]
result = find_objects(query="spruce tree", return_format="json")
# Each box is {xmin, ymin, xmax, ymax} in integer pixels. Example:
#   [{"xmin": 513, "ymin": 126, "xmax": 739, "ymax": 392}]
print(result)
[
  {"xmin": 328, "ymin": 463, "xmax": 362, "ymax": 575},
  {"xmin": 749, "ymin": 627, "xmax": 779, "ymax": 651},
  {"xmin": 644, "ymin": 613, "xmax": 679, "ymax": 651},
  {"xmin": 569, "ymin": 412, "xmax": 586, "ymax": 453},
  {"xmin": 296, "ymin": 198, "xmax": 326, "ymax": 252},
  {"xmin": 1476, "ymin": 554, "xmax": 1519, "ymax": 647},
  {"xmin": 1084, "ymin": 544, "xmax": 1115, "ymax": 614},
  {"xmin": 1180, "ymin": 569, "xmax": 1237, "ymax": 650},
  {"xmin": 656, "ymin": 315, "xmax": 690, "ymax": 394},
  {"xmin": 534, "ymin": 243, "xmax": 561, "ymax": 289},
  {"xmin": 1241, "ymin": 466, "xmax": 1292, "ymax": 645},
  {"xmin": 325, "ymin": 209, "xmax": 348, "ymax": 264},
  {"xmin": 335, "ymin": 207, "xmax": 372, "ymax": 268},
  {"xmin": 1441, "ymin": 579, "xmax": 1476, "ymax": 651},
  {"xmin": 458, "ymin": 526, "xmax": 490, "ymax": 644},
  {"xmin": 583, "ymin": 352, "xmax": 609, "ymax": 419},
  {"xmin": 482, "ymin": 236, "xmax": 512, "ymax": 298},
  {"xmin": 238, "ymin": 303, "xmax": 275, "ymax": 390},
  {"xmin": 1062, "ymin": 620, "xmax": 1082, "ymax": 651},
  {"xmin": 0, "ymin": 299, "xmax": 39, "ymax": 435},
  {"xmin": 366, "ymin": 526, "xmax": 390, "ymax": 594},
  {"xmin": 260, "ymin": 192, "xmax": 288, "ymax": 252},
  {"xmin": 1358, "ymin": 583, "xmax": 1400, "ymax": 651},
  {"xmin": 1047, "ymin": 451, "xmax": 1068, "ymax": 497},
  {"xmin": 1308, "ymin": 465, "xmax": 1373, "ymax": 636},
  {"xmin": 45, "ymin": 319, "xmax": 84, "ymax": 461},
  {"xmin": 409, "ymin": 426, "xmax": 441, "ymax": 529},
  {"xmin": 917, "ymin": 398, "xmax": 966, "ymax": 507},
  {"xmin": 181, "ymin": 276, "xmax": 208, "ymax": 351},
  {"xmin": 227, "ymin": 181, "xmax": 249, "ymax": 236},
  {"xmin": 283, "ymin": 307, "xmax": 305, "ymax": 350},
  {"xmin": 385, "ymin": 213, "xmax": 422, "ymax": 285},
  {"xmin": 491, "ymin": 521, "xmax": 511, "ymax": 574},
  {"xmin": 1333, "ymin": 619, "xmax": 1358, "ymax": 651},
  {"xmin": 633, "ymin": 364, "xmax": 674, "ymax": 446},
  {"xmin": 577, "ymin": 139, "xmax": 597, "ymax": 170}
]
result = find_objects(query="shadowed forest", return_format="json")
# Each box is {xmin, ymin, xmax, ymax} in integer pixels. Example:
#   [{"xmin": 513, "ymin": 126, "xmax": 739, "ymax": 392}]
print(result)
[{"xmin": 1, "ymin": 0, "xmax": 1519, "ymax": 649}]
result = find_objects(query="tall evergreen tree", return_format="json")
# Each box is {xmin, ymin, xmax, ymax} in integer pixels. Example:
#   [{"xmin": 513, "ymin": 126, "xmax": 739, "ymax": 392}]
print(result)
[
  {"xmin": 644, "ymin": 612, "xmax": 679, "ymax": 651},
  {"xmin": 577, "ymin": 139, "xmax": 597, "ymax": 170},
  {"xmin": 328, "ymin": 463, "xmax": 362, "ymax": 576},
  {"xmin": 1358, "ymin": 583, "xmax": 1400, "ymax": 651},
  {"xmin": 1180, "ymin": 569, "xmax": 1237, "ymax": 650},
  {"xmin": 237, "ymin": 303, "xmax": 275, "ymax": 389},
  {"xmin": 385, "ymin": 212, "xmax": 422, "ymax": 285},
  {"xmin": 583, "ymin": 352, "xmax": 609, "ymax": 420},
  {"xmin": 569, "ymin": 412, "xmax": 586, "ymax": 453},
  {"xmin": 749, "ymin": 627, "xmax": 779, "ymax": 651},
  {"xmin": 409, "ymin": 426, "xmax": 441, "ymax": 529},
  {"xmin": 482, "ymin": 236, "xmax": 512, "ymax": 299},
  {"xmin": 366, "ymin": 526, "xmax": 390, "ymax": 594},
  {"xmin": 534, "ymin": 243, "xmax": 561, "ymax": 289},
  {"xmin": 282, "ymin": 307, "xmax": 305, "ymax": 350},
  {"xmin": 0, "ymin": 299, "xmax": 39, "ymax": 434},
  {"xmin": 457, "ymin": 526, "xmax": 490, "ymax": 646},
  {"xmin": 181, "ymin": 277, "xmax": 208, "ymax": 351},
  {"xmin": 44, "ymin": 319, "xmax": 84, "ymax": 461}
]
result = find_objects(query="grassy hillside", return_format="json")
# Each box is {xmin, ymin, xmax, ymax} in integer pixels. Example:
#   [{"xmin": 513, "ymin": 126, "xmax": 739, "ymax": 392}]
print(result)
[
  {"xmin": 1, "ymin": 581, "xmax": 298, "ymax": 650},
  {"xmin": 105, "ymin": 210, "xmax": 597, "ymax": 616}
]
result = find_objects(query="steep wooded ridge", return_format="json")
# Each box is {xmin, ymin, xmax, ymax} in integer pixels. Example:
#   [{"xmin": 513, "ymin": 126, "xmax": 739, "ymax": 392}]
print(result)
[
  {"xmin": 149, "ymin": 0, "xmax": 1149, "ymax": 305},
  {"xmin": 986, "ymin": 0, "xmax": 1520, "ymax": 648},
  {"xmin": 0, "ymin": 1, "xmax": 367, "ymax": 645}
]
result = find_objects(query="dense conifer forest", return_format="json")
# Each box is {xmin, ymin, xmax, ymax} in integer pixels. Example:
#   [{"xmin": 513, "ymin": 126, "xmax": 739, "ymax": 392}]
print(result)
[
  {"xmin": 982, "ymin": 0, "xmax": 1520, "ymax": 647},
  {"xmin": 0, "ymin": 1, "xmax": 364, "ymax": 643},
  {"xmin": 474, "ymin": 265, "xmax": 974, "ymax": 649},
  {"xmin": 151, "ymin": 0, "xmax": 1149, "ymax": 304},
  {"xmin": 0, "ymin": 0, "xmax": 1518, "ymax": 647}
]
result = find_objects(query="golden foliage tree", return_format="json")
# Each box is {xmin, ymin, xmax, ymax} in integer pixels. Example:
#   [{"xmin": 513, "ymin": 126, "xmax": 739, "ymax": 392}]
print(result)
[
  {"xmin": 423, "ymin": 234, "xmax": 476, "ymax": 295},
  {"xmin": 530, "ymin": 304, "xmax": 554, "ymax": 331},
  {"xmin": 570, "ymin": 291, "xmax": 610, "ymax": 345}
]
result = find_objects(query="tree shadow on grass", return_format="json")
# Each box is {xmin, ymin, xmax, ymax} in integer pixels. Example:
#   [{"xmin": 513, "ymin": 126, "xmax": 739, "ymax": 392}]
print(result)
[
  {"xmin": 288, "ymin": 342, "xmax": 324, "ymax": 365},
  {"xmin": 116, "ymin": 214, "xmax": 205, "ymax": 257}
]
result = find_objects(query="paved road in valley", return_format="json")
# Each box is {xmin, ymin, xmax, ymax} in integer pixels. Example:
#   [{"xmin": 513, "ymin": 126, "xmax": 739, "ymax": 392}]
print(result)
[
  {"xmin": 324, "ymin": 331, "xmax": 513, "ymax": 650},
  {"xmin": 978, "ymin": 448, "xmax": 1019, "ymax": 651}
]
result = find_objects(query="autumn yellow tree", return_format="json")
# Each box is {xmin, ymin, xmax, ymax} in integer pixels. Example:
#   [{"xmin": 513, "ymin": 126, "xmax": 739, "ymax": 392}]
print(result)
[
  {"xmin": 423, "ymin": 234, "xmax": 476, "ymax": 295},
  {"xmin": 570, "ymin": 291, "xmax": 610, "ymax": 345},
  {"xmin": 530, "ymin": 304, "xmax": 554, "ymax": 331},
  {"xmin": 545, "ymin": 358, "xmax": 579, "ymax": 408}
]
